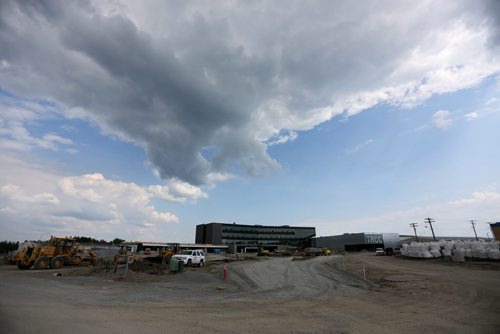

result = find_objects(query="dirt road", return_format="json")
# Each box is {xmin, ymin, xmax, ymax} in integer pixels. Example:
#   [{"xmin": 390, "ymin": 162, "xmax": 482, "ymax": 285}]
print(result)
[{"xmin": 0, "ymin": 253, "xmax": 499, "ymax": 333}]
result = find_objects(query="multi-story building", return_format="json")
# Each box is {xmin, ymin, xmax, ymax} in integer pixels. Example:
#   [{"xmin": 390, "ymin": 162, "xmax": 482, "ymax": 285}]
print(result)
[{"xmin": 196, "ymin": 222, "xmax": 316, "ymax": 251}]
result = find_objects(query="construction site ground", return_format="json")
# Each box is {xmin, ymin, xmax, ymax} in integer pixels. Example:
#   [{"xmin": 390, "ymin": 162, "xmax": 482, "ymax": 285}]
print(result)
[{"xmin": 0, "ymin": 252, "xmax": 499, "ymax": 333}]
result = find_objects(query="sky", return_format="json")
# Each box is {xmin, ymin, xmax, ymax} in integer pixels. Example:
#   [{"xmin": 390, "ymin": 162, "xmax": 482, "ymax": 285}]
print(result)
[{"xmin": 1, "ymin": 0, "xmax": 499, "ymax": 243}]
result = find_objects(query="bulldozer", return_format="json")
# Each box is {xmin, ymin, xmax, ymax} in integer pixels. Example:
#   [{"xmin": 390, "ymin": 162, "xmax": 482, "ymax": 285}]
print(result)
[{"xmin": 16, "ymin": 237, "xmax": 96, "ymax": 270}]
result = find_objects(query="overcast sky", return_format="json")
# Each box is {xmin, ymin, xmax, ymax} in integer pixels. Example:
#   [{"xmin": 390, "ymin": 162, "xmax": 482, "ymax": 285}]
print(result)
[{"xmin": 1, "ymin": 0, "xmax": 499, "ymax": 242}]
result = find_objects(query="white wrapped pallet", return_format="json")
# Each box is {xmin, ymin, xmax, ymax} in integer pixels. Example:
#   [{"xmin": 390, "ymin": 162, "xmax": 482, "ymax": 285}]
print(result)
[
  {"xmin": 429, "ymin": 249, "xmax": 442, "ymax": 257},
  {"xmin": 478, "ymin": 250, "xmax": 489, "ymax": 259},
  {"xmin": 442, "ymin": 241, "xmax": 455, "ymax": 251},
  {"xmin": 469, "ymin": 242, "xmax": 486, "ymax": 259},
  {"xmin": 402, "ymin": 240, "xmax": 499, "ymax": 261},
  {"xmin": 429, "ymin": 242, "xmax": 440, "ymax": 251},
  {"xmin": 421, "ymin": 250, "xmax": 433, "ymax": 258},
  {"xmin": 461, "ymin": 241, "xmax": 472, "ymax": 249},
  {"xmin": 431, "ymin": 242, "xmax": 443, "ymax": 257},
  {"xmin": 441, "ymin": 249, "xmax": 452, "ymax": 256},
  {"xmin": 471, "ymin": 241, "xmax": 486, "ymax": 251},
  {"xmin": 451, "ymin": 249, "xmax": 465, "ymax": 263},
  {"xmin": 485, "ymin": 241, "xmax": 500, "ymax": 251},
  {"xmin": 406, "ymin": 243, "xmax": 421, "ymax": 258},
  {"xmin": 487, "ymin": 249, "xmax": 500, "ymax": 260}
]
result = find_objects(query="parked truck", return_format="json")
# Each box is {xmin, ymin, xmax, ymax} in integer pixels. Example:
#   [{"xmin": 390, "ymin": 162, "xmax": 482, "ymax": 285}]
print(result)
[{"xmin": 16, "ymin": 237, "xmax": 96, "ymax": 270}]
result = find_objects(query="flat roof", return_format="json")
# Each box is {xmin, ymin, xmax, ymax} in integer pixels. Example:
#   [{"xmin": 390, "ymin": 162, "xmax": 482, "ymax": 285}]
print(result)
[
  {"xmin": 180, "ymin": 243, "xmax": 228, "ymax": 249},
  {"xmin": 207, "ymin": 222, "xmax": 315, "ymax": 229},
  {"xmin": 123, "ymin": 241, "xmax": 174, "ymax": 246}
]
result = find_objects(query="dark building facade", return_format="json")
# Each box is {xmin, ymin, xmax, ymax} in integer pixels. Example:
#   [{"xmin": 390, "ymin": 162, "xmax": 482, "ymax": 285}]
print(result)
[
  {"xmin": 491, "ymin": 222, "xmax": 500, "ymax": 241},
  {"xmin": 196, "ymin": 222, "xmax": 316, "ymax": 251}
]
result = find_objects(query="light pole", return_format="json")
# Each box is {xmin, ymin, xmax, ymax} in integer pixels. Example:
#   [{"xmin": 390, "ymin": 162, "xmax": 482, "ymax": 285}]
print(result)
[{"xmin": 424, "ymin": 217, "xmax": 436, "ymax": 242}]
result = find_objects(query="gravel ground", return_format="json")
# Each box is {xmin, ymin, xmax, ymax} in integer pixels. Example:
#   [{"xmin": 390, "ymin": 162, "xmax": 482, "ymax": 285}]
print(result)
[{"xmin": 0, "ymin": 253, "xmax": 499, "ymax": 333}]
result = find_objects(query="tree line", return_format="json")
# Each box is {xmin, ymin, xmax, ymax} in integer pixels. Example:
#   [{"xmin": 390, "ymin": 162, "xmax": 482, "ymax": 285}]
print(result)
[
  {"xmin": 0, "ymin": 237, "xmax": 126, "ymax": 253},
  {"xmin": 70, "ymin": 236, "xmax": 125, "ymax": 245},
  {"xmin": 0, "ymin": 241, "xmax": 19, "ymax": 254}
]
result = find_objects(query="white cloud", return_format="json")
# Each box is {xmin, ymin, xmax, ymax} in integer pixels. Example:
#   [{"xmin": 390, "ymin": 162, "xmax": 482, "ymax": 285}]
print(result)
[
  {"xmin": 0, "ymin": 154, "xmax": 196, "ymax": 241},
  {"xmin": 1, "ymin": 184, "xmax": 60, "ymax": 205},
  {"xmin": 0, "ymin": 95, "xmax": 74, "ymax": 152},
  {"xmin": 147, "ymin": 178, "xmax": 208, "ymax": 204},
  {"xmin": 464, "ymin": 112, "xmax": 479, "ymax": 121},
  {"xmin": 398, "ymin": 124, "xmax": 430, "ymax": 137},
  {"xmin": 65, "ymin": 148, "xmax": 78, "ymax": 154},
  {"xmin": 463, "ymin": 96, "xmax": 500, "ymax": 121},
  {"xmin": 57, "ymin": 173, "xmax": 181, "ymax": 226},
  {"xmin": 0, "ymin": 59, "xmax": 11, "ymax": 69},
  {"xmin": 266, "ymin": 130, "xmax": 299, "ymax": 146},
  {"xmin": 432, "ymin": 110, "xmax": 453, "ymax": 129},
  {"xmin": 346, "ymin": 139, "xmax": 375, "ymax": 153}
]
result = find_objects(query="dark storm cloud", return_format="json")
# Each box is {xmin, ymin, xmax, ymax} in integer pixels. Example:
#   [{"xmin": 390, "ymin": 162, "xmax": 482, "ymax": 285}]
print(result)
[
  {"xmin": 1, "ymin": 0, "xmax": 499, "ymax": 185},
  {"xmin": 0, "ymin": 0, "xmax": 258, "ymax": 184},
  {"xmin": 483, "ymin": 0, "xmax": 500, "ymax": 47}
]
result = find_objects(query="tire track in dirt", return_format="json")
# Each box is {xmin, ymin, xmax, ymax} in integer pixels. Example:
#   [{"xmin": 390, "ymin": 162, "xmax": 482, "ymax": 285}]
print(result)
[{"xmin": 227, "ymin": 255, "xmax": 372, "ymax": 299}]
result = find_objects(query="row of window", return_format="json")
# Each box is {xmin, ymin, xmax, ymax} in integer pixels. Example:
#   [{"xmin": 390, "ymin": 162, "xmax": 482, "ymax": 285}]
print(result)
[
  {"xmin": 222, "ymin": 239, "xmax": 288, "ymax": 245},
  {"xmin": 222, "ymin": 234, "xmax": 304, "ymax": 240},
  {"xmin": 222, "ymin": 229, "xmax": 296, "ymax": 235}
]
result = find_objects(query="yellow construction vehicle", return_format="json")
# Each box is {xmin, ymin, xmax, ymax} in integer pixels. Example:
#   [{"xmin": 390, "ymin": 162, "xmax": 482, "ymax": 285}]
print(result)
[
  {"xmin": 16, "ymin": 237, "xmax": 96, "ymax": 270},
  {"xmin": 3, "ymin": 242, "xmax": 35, "ymax": 265},
  {"xmin": 140, "ymin": 248, "xmax": 176, "ymax": 264},
  {"xmin": 322, "ymin": 247, "xmax": 332, "ymax": 256},
  {"xmin": 257, "ymin": 247, "xmax": 270, "ymax": 256}
]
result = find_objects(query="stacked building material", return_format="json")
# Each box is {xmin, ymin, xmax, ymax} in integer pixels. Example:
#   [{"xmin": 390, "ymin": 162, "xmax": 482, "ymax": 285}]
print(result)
[{"xmin": 401, "ymin": 240, "xmax": 500, "ymax": 261}]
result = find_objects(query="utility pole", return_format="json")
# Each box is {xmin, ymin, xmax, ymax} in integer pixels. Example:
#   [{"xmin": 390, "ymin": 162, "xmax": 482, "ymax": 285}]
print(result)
[
  {"xmin": 470, "ymin": 220, "xmax": 478, "ymax": 241},
  {"xmin": 424, "ymin": 217, "xmax": 436, "ymax": 242},
  {"xmin": 409, "ymin": 223, "xmax": 419, "ymax": 242}
]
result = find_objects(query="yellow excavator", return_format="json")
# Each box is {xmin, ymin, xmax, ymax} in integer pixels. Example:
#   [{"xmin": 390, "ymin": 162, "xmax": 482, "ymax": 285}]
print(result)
[{"xmin": 16, "ymin": 237, "xmax": 96, "ymax": 270}]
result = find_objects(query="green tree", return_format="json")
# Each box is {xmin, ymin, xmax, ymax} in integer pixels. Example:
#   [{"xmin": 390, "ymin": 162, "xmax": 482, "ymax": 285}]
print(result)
[
  {"xmin": 0, "ymin": 241, "xmax": 19, "ymax": 254},
  {"xmin": 112, "ymin": 238, "xmax": 125, "ymax": 245}
]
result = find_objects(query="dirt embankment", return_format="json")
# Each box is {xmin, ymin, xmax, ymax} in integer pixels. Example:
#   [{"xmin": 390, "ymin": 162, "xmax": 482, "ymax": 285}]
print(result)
[{"xmin": 0, "ymin": 253, "xmax": 499, "ymax": 334}]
